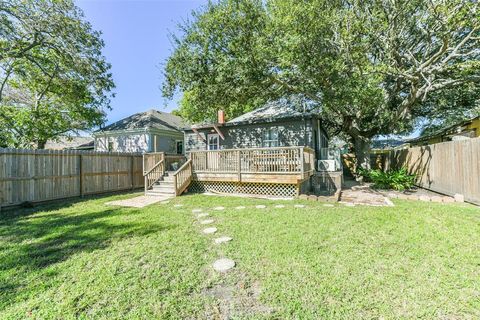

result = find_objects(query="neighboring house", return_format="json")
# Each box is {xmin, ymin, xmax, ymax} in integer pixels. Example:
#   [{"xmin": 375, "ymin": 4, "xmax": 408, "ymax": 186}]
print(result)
[
  {"xmin": 45, "ymin": 137, "xmax": 94, "ymax": 150},
  {"xmin": 407, "ymin": 116, "xmax": 480, "ymax": 146},
  {"xmin": 94, "ymin": 109, "xmax": 187, "ymax": 153},
  {"xmin": 184, "ymin": 97, "xmax": 329, "ymax": 162}
]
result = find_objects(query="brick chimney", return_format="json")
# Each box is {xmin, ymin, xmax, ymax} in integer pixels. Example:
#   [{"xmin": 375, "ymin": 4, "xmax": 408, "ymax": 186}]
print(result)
[{"xmin": 217, "ymin": 110, "xmax": 225, "ymax": 124}]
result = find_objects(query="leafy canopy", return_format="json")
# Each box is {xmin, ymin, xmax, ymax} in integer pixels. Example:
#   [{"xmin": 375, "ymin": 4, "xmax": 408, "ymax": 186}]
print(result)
[
  {"xmin": 0, "ymin": 0, "xmax": 114, "ymax": 148},
  {"xmin": 163, "ymin": 0, "xmax": 480, "ymax": 166}
]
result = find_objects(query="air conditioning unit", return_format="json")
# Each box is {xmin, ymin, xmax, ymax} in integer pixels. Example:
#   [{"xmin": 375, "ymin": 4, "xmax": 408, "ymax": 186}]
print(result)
[{"xmin": 318, "ymin": 160, "xmax": 336, "ymax": 172}]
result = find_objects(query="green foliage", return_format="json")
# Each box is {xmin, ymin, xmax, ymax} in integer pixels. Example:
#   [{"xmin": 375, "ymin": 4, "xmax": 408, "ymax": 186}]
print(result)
[
  {"xmin": 359, "ymin": 168, "xmax": 416, "ymax": 191},
  {"xmin": 0, "ymin": 0, "xmax": 114, "ymax": 148},
  {"xmin": 163, "ymin": 0, "xmax": 480, "ymax": 167}
]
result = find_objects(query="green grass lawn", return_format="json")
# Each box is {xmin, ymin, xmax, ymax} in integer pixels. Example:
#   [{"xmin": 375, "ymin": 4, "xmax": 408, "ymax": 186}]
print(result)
[{"xmin": 1, "ymin": 193, "xmax": 479, "ymax": 319}]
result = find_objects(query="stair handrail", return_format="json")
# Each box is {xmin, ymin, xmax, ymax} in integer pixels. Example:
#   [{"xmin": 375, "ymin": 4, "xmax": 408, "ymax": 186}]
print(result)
[
  {"xmin": 173, "ymin": 159, "xmax": 192, "ymax": 196},
  {"xmin": 144, "ymin": 159, "xmax": 164, "ymax": 177},
  {"xmin": 144, "ymin": 159, "xmax": 165, "ymax": 192}
]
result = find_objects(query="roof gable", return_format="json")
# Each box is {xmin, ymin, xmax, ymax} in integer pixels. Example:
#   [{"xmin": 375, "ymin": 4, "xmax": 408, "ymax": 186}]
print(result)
[{"xmin": 99, "ymin": 109, "xmax": 187, "ymax": 133}]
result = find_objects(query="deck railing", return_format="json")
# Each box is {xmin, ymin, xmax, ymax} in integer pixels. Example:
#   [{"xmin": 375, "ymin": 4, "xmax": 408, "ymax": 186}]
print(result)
[
  {"xmin": 189, "ymin": 146, "xmax": 315, "ymax": 176},
  {"xmin": 143, "ymin": 152, "xmax": 164, "ymax": 175},
  {"xmin": 144, "ymin": 159, "xmax": 165, "ymax": 192},
  {"xmin": 173, "ymin": 159, "xmax": 193, "ymax": 196}
]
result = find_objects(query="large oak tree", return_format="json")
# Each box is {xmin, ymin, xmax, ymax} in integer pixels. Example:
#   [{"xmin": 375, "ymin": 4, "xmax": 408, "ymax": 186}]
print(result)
[
  {"xmin": 0, "ymin": 0, "xmax": 114, "ymax": 148},
  {"xmin": 163, "ymin": 0, "xmax": 479, "ymax": 169}
]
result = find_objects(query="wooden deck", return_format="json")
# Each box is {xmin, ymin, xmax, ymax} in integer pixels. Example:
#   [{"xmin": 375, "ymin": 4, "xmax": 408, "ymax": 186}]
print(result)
[
  {"xmin": 189, "ymin": 146, "xmax": 315, "ymax": 184},
  {"xmin": 143, "ymin": 147, "xmax": 315, "ymax": 196}
]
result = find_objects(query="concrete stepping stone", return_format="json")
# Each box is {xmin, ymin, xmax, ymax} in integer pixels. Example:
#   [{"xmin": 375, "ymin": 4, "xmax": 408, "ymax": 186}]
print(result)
[
  {"xmin": 235, "ymin": 206, "xmax": 246, "ymax": 210},
  {"xmin": 294, "ymin": 204, "xmax": 306, "ymax": 208},
  {"xmin": 213, "ymin": 206, "xmax": 225, "ymax": 211},
  {"xmin": 192, "ymin": 209, "xmax": 203, "ymax": 213},
  {"xmin": 197, "ymin": 213, "xmax": 210, "ymax": 218},
  {"xmin": 323, "ymin": 204, "xmax": 334, "ymax": 207},
  {"xmin": 203, "ymin": 227, "xmax": 217, "ymax": 234},
  {"xmin": 213, "ymin": 258, "xmax": 235, "ymax": 273},
  {"xmin": 255, "ymin": 205, "xmax": 266, "ymax": 209},
  {"xmin": 214, "ymin": 236, "xmax": 232, "ymax": 244},
  {"xmin": 173, "ymin": 204, "xmax": 184, "ymax": 208},
  {"xmin": 200, "ymin": 219, "xmax": 214, "ymax": 225},
  {"xmin": 274, "ymin": 204, "xmax": 285, "ymax": 208}
]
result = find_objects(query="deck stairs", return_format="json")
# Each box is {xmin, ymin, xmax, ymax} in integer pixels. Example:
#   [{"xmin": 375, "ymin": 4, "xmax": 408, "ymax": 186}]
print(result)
[{"xmin": 145, "ymin": 171, "xmax": 176, "ymax": 197}]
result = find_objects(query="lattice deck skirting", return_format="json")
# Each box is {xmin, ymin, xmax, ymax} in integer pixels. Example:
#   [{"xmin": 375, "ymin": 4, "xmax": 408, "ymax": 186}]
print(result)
[{"xmin": 188, "ymin": 180, "xmax": 298, "ymax": 198}]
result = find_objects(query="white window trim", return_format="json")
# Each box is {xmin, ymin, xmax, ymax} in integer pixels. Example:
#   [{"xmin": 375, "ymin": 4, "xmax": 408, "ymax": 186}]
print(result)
[
  {"xmin": 207, "ymin": 134, "xmax": 220, "ymax": 150},
  {"xmin": 175, "ymin": 140, "xmax": 184, "ymax": 154},
  {"xmin": 263, "ymin": 128, "xmax": 279, "ymax": 148}
]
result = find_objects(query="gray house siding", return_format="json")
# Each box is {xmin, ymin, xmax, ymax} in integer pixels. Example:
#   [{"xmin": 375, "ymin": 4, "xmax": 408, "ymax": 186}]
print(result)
[{"xmin": 185, "ymin": 117, "xmax": 327, "ymax": 153}]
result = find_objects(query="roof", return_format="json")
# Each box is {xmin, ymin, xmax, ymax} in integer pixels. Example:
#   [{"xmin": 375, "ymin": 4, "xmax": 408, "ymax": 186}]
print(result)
[
  {"xmin": 406, "ymin": 115, "xmax": 480, "ymax": 143},
  {"xmin": 98, "ymin": 109, "xmax": 187, "ymax": 133},
  {"xmin": 45, "ymin": 137, "xmax": 94, "ymax": 150},
  {"xmin": 227, "ymin": 96, "xmax": 319, "ymax": 125}
]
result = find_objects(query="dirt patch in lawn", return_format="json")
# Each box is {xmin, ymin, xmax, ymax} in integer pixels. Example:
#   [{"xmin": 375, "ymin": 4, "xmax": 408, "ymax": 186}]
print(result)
[{"xmin": 203, "ymin": 278, "xmax": 274, "ymax": 319}]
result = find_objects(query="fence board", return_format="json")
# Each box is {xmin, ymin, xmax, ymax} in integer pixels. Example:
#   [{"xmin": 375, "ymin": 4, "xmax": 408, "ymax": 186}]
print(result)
[
  {"xmin": 386, "ymin": 138, "xmax": 480, "ymax": 205},
  {"xmin": 0, "ymin": 148, "xmax": 144, "ymax": 207}
]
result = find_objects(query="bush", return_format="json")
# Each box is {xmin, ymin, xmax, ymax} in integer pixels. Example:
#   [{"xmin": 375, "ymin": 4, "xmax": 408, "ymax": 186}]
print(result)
[{"xmin": 358, "ymin": 168, "xmax": 416, "ymax": 191}]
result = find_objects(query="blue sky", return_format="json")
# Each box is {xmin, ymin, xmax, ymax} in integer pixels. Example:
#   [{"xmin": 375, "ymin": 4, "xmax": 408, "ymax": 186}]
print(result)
[{"xmin": 76, "ymin": 0, "xmax": 206, "ymax": 125}]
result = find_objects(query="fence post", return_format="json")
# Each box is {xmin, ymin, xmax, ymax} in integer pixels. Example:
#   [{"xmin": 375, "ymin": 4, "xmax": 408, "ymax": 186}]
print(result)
[{"xmin": 79, "ymin": 154, "xmax": 84, "ymax": 197}]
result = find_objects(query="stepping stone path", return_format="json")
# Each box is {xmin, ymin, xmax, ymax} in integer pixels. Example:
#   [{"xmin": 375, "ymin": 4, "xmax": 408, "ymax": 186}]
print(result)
[
  {"xmin": 213, "ymin": 206, "xmax": 225, "ymax": 211},
  {"xmin": 294, "ymin": 204, "xmax": 306, "ymax": 208},
  {"xmin": 255, "ymin": 205, "xmax": 266, "ymax": 209},
  {"xmin": 197, "ymin": 213, "xmax": 209, "ymax": 218},
  {"xmin": 274, "ymin": 205, "xmax": 285, "ymax": 208},
  {"xmin": 213, "ymin": 258, "xmax": 235, "ymax": 273},
  {"xmin": 173, "ymin": 204, "xmax": 184, "ymax": 208},
  {"xmin": 203, "ymin": 227, "xmax": 217, "ymax": 234},
  {"xmin": 214, "ymin": 236, "xmax": 233, "ymax": 244},
  {"xmin": 235, "ymin": 206, "xmax": 246, "ymax": 210},
  {"xmin": 200, "ymin": 219, "xmax": 214, "ymax": 225},
  {"xmin": 192, "ymin": 209, "xmax": 203, "ymax": 213}
]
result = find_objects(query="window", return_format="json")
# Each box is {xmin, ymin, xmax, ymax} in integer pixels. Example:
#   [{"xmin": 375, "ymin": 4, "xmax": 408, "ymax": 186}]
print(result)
[
  {"xmin": 176, "ymin": 140, "xmax": 183, "ymax": 154},
  {"xmin": 263, "ymin": 128, "xmax": 279, "ymax": 147},
  {"xmin": 208, "ymin": 134, "xmax": 219, "ymax": 150}
]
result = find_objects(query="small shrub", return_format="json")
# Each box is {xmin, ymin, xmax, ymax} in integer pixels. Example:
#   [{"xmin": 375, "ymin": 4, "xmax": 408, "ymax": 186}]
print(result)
[{"xmin": 358, "ymin": 168, "xmax": 415, "ymax": 191}]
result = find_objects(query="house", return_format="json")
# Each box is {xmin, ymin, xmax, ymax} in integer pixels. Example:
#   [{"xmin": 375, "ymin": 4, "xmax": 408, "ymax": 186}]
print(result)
[
  {"xmin": 407, "ymin": 116, "xmax": 480, "ymax": 146},
  {"xmin": 142, "ymin": 97, "xmax": 342, "ymax": 199},
  {"xmin": 45, "ymin": 136, "xmax": 94, "ymax": 150},
  {"xmin": 93, "ymin": 109, "xmax": 186, "ymax": 154},
  {"xmin": 184, "ymin": 97, "xmax": 330, "ymax": 164}
]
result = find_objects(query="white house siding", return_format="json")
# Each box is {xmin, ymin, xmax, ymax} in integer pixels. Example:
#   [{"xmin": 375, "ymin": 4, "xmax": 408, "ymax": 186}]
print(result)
[{"xmin": 95, "ymin": 133, "xmax": 150, "ymax": 153}]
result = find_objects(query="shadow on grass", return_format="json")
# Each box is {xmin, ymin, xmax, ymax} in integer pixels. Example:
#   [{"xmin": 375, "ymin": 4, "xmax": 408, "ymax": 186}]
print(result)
[{"xmin": 0, "ymin": 202, "xmax": 174, "ymax": 311}]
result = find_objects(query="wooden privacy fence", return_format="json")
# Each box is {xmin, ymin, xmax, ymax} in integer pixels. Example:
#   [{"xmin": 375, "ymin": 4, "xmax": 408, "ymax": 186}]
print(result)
[
  {"xmin": 384, "ymin": 138, "xmax": 480, "ymax": 205},
  {"xmin": 0, "ymin": 148, "xmax": 144, "ymax": 207}
]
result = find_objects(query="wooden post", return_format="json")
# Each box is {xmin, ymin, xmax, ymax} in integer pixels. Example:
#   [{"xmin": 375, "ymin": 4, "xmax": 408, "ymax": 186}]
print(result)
[
  {"xmin": 173, "ymin": 174, "xmax": 178, "ymax": 196},
  {"xmin": 79, "ymin": 154, "xmax": 84, "ymax": 197},
  {"xmin": 237, "ymin": 150, "xmax": 241, "ymax": 182},
  {"xmin": 300, "ymin": 147, "xmax": 305, "ymax": 177},
  {"xmin": 130, "ymin": 156, "xmax": 134, "ymax": 190}
]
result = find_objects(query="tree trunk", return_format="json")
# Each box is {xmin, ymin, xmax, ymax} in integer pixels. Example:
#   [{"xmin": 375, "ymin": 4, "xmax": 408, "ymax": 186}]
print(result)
[
  {"xmin": 36, "ymin": 139, "xmax": 46, "ymax": 149},
  {"xmin": 353, "ymin": 135, "xmax": 371, "ymax": 172}
]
